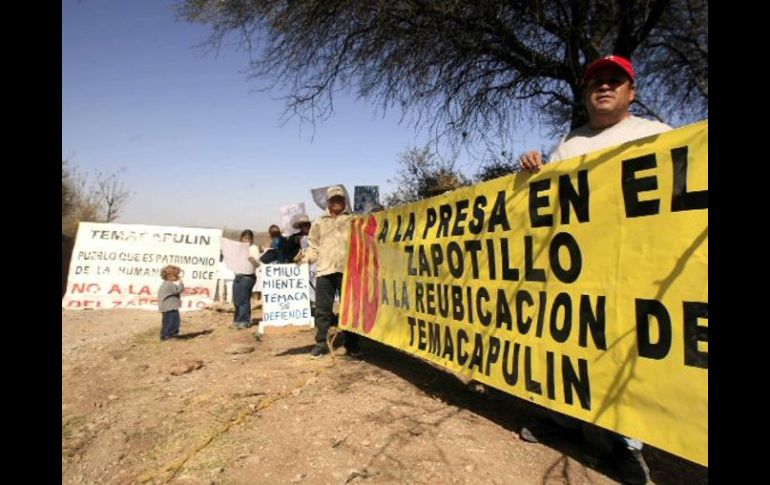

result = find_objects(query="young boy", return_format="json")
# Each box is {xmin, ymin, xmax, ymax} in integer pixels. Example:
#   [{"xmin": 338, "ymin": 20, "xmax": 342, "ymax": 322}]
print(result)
[{"xmin": 158, "ymin": 265, "xmax": 184, "ymax": 340}]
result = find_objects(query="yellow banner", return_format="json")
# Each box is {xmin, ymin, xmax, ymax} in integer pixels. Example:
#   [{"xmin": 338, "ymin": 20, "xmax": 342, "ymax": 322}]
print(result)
[{"xmin": 340, "ymin": 121, "xmax": 708, "ymax": 466}]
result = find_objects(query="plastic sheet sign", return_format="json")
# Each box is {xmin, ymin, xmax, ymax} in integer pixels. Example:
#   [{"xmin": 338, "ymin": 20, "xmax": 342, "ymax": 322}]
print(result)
[
  {"xmin": 261, "ymin": 263, "xmax": 313, "ymax": 331},
  {"xmin": 62, "ymin": 223, "xmax": 222, "ymax": 311},
  {"xmin": 340, "ymin": 121, "xmax": 708, "ymax": 466}
]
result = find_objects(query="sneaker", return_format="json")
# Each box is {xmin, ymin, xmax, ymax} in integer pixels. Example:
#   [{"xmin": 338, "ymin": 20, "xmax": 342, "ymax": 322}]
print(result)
[
  {"xmin": 310, "ymin": 345, "xmax": 328, "ymax": 357},
  {"xmin": 612, "ymin": 445, "xmax": 650, "ymax": 485}
]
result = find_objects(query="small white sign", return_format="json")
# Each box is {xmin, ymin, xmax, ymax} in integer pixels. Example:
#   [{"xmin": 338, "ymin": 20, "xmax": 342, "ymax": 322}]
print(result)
[
  {"xmin": 261, "ymin": 263, "xmax": 312, "ymax": 332},
  {"xmin": 279, "ymin": 202, "xmax": 306, "ymax": 237}
]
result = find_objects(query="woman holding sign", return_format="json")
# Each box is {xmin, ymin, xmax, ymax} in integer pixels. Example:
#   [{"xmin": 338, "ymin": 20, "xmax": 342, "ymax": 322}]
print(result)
[{"xmin": 232, "ymin": 229, "xmax": 260, "ymax": 329}]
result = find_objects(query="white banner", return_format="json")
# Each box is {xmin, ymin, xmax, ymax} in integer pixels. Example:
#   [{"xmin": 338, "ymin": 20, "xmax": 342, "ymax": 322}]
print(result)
[
  {"xmin": 261, "ymin": 263, "xmax": 312, "ymax": 330},
  {"xmin": 62, "ymin": 222, "xmax": 222, "ymax": 311}
]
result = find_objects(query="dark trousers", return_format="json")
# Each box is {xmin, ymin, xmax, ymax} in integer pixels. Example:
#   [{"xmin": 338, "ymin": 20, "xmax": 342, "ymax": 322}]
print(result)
[
  {"xmin": 546, "ymin": 411, "xmax": 642, "ymax": 450},
  {"xmin": 315, "ymin": 273, "xmax": 359, "ymax": 349},
  {"xmin": 233, "ymin": 274, "xmax": 256, "ymax": 326},
  {"xmin": 161, "ymin": 310, "xmax": 180, "ymax": 339}
]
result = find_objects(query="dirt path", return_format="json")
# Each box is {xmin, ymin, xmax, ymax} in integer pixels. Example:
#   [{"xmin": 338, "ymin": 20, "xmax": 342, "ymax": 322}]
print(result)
[{"xmin": 62, "ymin": 308, "xmax": 707, "ymax": 485}]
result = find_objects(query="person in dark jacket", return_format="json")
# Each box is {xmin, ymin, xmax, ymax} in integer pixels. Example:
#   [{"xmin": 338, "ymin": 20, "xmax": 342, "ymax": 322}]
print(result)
[{"xmin": 283, "ymin": 214, "xmax": 312, "ymax": 262}]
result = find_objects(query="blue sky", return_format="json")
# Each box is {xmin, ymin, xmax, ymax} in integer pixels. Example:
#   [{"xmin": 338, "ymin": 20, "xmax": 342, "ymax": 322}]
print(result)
[{"xmin": 63, "ymin": 0, "xmax": 552, "ymax": 232}]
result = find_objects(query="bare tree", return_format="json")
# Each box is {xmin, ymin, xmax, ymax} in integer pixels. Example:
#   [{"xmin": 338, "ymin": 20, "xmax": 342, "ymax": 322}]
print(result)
[
  {"xmin": 62, "ymin": 160, "xmax": 76, "ymax": 218},
  {"xmin": 61, "ymin": 163, "xmax": 132, "ymax": 236},
  {"xmin": 384, "ymin": 146, "xmax": 470, "ymax": 207},
  {"xmin": 62, "ymin": 162, "xmax": 133, "ymax": 293},
  {"xmin": 474, "ymin": 137, "xmax": 557, "ymax": 182},
  {"xmin": 94, "ymin": 169, "xmax": 131, "ymax": 222},
  {"xmin": 475, "ymin": 151, "xmax": 521, "ymax": 182},
  {"xmin": 635, "ymin": 0, "xmax": 708, "ymax": 122},
  {"xmin": 177, "ymin": 0, "xmax": 707, "ymax": 148}
]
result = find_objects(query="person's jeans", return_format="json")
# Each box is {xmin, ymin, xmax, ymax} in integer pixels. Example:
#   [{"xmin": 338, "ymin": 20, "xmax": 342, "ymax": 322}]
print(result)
[
  {"xmin": 161, "ymin": 309, "xmax": 180, "ymax": 339},
  {"xmin": 233, "ymin": 274, "xmax": 256, "ymax": 327},
  {"xmin": 315, "ymin": 273, "xmax": 359, "ymax": 350}
]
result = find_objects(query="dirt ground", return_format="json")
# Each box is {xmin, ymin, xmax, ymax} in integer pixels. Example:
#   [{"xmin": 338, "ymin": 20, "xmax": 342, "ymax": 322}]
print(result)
[{"xmin": 62, "ymin": 304, "xmax": 707, "ymax": 485}]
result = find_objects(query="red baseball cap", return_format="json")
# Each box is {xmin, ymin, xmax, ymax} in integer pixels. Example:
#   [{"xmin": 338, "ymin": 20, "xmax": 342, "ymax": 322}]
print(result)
[{"xmin": 583, "ymin": 55, "xmax": 635, "ymax": 84}]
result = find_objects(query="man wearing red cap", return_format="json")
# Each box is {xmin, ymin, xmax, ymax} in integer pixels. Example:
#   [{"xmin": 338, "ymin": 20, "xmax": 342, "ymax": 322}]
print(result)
[
  {"xmin": 518, "ymin": 55, "xmax": 671, "ymax": 484},
  {"xmin": 520, "ymin": 54, "xmax": 670, "ymax": 169}
]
